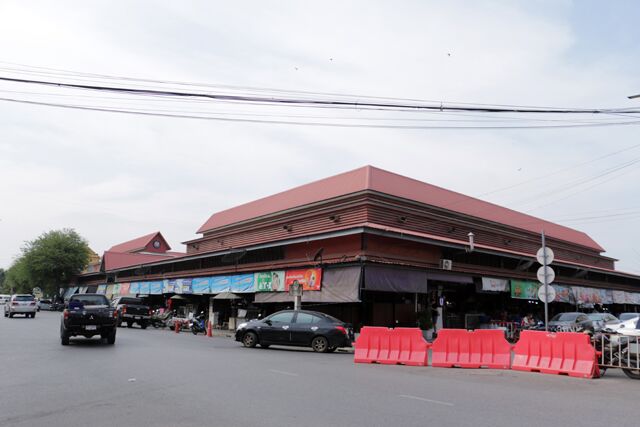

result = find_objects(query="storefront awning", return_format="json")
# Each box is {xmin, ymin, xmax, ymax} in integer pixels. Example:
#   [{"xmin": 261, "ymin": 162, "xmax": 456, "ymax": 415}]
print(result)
[{"xmin": 255, "ymin": 266, "xmax": 360, "ymax": 303}]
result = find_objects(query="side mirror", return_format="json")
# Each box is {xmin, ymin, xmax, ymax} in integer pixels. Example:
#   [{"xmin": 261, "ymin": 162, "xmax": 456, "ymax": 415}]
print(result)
[{"xmin": 264, "ymin": 319, "xmax": 272, "ymax": 326}]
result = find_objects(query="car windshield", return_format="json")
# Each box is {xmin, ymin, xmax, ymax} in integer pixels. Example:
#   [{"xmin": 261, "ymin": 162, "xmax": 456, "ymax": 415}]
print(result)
[
  {"xmin": 551, "ymin": 313, "xmax": 580, "ymax": 322},
  {"xmin": 69, "ymin": 295, "xmax": 109, "ymax": 306},
  {"xmin": 14, "ymin": 295, "xmax": 35, "ymax": 301},
  {"xmin": 619, "ymin": 313, "xmax": 640, "ymax": 321},
  {"xmin": 587, "ymin": 313, "xmax": 606, "ymax": 321},
  {"xmin": 40, "ymin": 300, "xmax": 52, "ymax": 304}
]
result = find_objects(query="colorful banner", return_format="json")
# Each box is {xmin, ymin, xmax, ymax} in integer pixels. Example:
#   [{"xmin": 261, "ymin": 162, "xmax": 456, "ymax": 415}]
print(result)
[
  {"xmin": 285, "ymin": 268, "xmax": 322, "ymax": 291},
  {"xmin": 191, "ymin": 277, "xmax": 211, "ymax": 294},
  {"xmin": 96, "ymin": 284, "xmax": 107, "ymax": 294},
  {"xmin": 572, "ymin": 286, "xmax": 613, "ymax": 305},
  {"xmin": 139, "ymin": 282, "xmax": 150, "ymax": 295},
  {"xmin": 119, "ymin": 283, "xmax": 130, "ymax": 296},
  {"xmin": 626, "ymin": 292, "xmax": 640, "ymax": 305},
  {"xmin": 112, "ymin": 283, "xmax": 121, "ymax": 297},
  {"xmin": 105, "ymin": 284, "xmax": 114, "ymax": 298},
  {"xmin": 231, "ymin": 274, "xmax": 255, "ymax": 293},
  {"xmin": 129, "ymin": 282, "xmax": 140, "ymax": 295},
  {"xmin": 552, "ymin": 285, "xmax": 573, "ymax": 303},
  {"xmin": 510, "ymin": 280, "xmax": 539, "ymax": 300},
  {"xmin": 613, "ymin": 290, "xmax": 627, "ymax": 304},
  {"xmin": 481, "ymin": 277, "xmax": 509, "ymax": 292},
  {"xmin": 255, "ymin": 271, "xmax": 285, "ymax": 292},
  {"xmin": 181, "ymin": 278, "xmax": 193, "ymax": 294},
  {"xmin": 211, "ymin": 276, "xmax": 231, "ymax": 293},
  {"xmin": 149, "ymin": 281, "xmax": 163, "ymax": 295}
]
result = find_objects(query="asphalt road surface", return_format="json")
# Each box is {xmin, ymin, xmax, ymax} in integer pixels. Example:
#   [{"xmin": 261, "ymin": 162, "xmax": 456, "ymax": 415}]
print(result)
[{"xmin": 0, "ymin": 310, "xmax": 638, "ymax": 427}]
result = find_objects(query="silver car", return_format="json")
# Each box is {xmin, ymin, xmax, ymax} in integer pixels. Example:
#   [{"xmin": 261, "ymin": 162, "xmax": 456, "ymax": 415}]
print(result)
[{"xmin": 4, "ymin": 294, "xmax": 38, "ymax": 318}]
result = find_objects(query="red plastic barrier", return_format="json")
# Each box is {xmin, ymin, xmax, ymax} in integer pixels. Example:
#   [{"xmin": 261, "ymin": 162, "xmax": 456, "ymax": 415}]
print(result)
[
  {"xmin": 430, "ymin": 329, "xmax": 512, "ymax": 369},
  {"xmin": 512, "ymin": 330, "xmax": 597, "ymax": 378},
  {"xmin": 354, "ymin": 327, "xmax": 429, "ymax": 366}
]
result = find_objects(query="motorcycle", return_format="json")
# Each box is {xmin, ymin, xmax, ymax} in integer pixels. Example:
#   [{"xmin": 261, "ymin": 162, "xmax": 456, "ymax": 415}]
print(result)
[
  {"xmin": 190, "ymin": 311, "xmax": 207, "ymax": 335},
  {"xmin": 150, "ymin": 309, "xmax": 174, "ymax": 329},
  {"xmin": 593, "ymin": 327, "xmax": 640, "ymax": 380}
]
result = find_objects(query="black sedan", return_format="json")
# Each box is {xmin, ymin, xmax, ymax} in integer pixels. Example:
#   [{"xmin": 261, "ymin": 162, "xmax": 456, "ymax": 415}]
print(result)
[
  {"xmin": 548, "ymin": 312, "xmax": 594, "ymax": 333},
  {"xmin": 235, "ymin": 310, "xmax": 354, "ymax": 353}
]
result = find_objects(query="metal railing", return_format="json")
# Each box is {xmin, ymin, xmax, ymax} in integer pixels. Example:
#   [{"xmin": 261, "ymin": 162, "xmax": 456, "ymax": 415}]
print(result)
[{"xmin": 595, "ymin": 333, "xmax": 640, "ymax": 370}]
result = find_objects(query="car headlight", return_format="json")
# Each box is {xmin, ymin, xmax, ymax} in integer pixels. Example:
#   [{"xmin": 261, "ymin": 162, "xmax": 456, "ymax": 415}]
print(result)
[{"xmin": 237, "ymin": 322, "xmax": 248, "ymax": 330}]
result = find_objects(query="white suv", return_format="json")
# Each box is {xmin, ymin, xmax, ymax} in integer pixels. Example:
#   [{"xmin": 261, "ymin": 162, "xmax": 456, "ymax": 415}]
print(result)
[{"xmin": 4, "ymin": 294, "xmax": 38, "ymax": 318}]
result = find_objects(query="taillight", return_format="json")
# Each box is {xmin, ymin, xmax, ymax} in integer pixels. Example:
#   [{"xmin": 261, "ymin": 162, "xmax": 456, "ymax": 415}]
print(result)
[
  {"xmin": 335, "ymin": 326, "xmax": 347, "ymax": 334},
  {"xmin": 148, "ymin": 309, "xmax": 152, "ymax": 316},
  {"xmin": 30, "ymin": 302, "xmax": 36, "ymax": 306},
  {"xmin": 122, "ymin": 305, "xmax": 127, "ymax": 314},
  {"xmin": 63, "ymin": 309, "xmax": 69, "ymax": 320},
  {"xmin": 113, "ymin": 310, "xmax": 118, "ymax": 319},
  {"xmin": 12, "ymin": 301, "xmax": 18, "ymax": 305}
]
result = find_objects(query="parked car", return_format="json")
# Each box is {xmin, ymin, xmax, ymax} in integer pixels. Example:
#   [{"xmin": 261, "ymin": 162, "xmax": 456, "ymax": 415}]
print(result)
[
  {"xmin": 235, "ymin": 309, "xmax": 354, "ymax": 353},
  {"xmin": 618, "ymin": 313, "xmax": 640, "ymax": 322},
  {"xmin": 0, "ymin": 294, "xmax": 10, "ymax": 305},
  {"xmin": 111, "ymin": 296, "xmax": 151, "ymax": 328},
  {"xmin": 548, "ymin": 312, "xmax": 594, "ymax": 332},
  {"xmin": 60, "ymin": 293, "xmax": 117, "ymax": 345},
  {"xmin": 4, "ymin": 294, "xmax": 37, "ymax": 318},
  {"xmin": 587, "ymin": 313, "xmax": 620, "ymax": 332},
  {"xmin": 37, "ymin": 299, "xmax": 53, "ymax": 311}
]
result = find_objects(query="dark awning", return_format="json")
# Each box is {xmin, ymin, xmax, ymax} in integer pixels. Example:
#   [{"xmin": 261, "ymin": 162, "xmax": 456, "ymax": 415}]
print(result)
[
  {"xmin": 255, "ymin": 266, "xmax": 361, "ymax": 303},
  {"xmin": 364, "ymin": 265, "xmax": 428, "ymax": 293}
]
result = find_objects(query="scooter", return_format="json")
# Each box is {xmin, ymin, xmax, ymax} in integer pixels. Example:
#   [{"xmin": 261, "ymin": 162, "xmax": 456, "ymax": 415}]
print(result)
[
  {"xmin": 593, "ymin": 326, "xmax": 640, "ymax": 380},
  {"xmin": 150, "ymin": 309, "xmax": 174, "ymax": 329},
  {"xmin": 190, "ymin": 311, "xmax": 206, "ymax": 335}
]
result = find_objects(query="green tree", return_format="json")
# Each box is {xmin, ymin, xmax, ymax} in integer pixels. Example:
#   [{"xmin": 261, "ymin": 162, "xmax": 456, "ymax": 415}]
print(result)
[
  {"xmin": 14, "ymin": 229, "xmax": 90, "ymax": 296},
  {"xmin": 4, "ymin": 257, "xmax": 31, "ymax": 294}
]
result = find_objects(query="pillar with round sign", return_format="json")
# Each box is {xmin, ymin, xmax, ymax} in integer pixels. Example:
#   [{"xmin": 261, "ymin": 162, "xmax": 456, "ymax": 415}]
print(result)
[{"xmin": 537, "ymin": 233, "xmax": 555, "ymax": 331}]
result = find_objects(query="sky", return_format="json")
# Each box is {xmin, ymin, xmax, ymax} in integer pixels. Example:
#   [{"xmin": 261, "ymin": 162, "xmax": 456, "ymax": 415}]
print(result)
[{"xmin": 1, "ymin": 0, "xmax": 640, "ymax": 273}]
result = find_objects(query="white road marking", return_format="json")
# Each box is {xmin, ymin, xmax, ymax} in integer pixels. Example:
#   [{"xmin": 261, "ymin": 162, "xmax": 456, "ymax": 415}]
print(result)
[
  {"xmin": 269, "ymin": 369, "xmax": 299, "ymax": 377},
  {"xmin": 398, "ymin": 394, "xmax": 454, "ymax": 407}
]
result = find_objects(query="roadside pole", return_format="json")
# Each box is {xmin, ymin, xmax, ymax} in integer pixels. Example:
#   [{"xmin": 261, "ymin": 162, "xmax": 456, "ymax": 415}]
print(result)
[
  {"xmin": 542, "ymin": 232, "xmax": 549, "ymax": 331},
  {"xmin": 536, "ymin": 231, "xmax": 555, "ymax": 332}
]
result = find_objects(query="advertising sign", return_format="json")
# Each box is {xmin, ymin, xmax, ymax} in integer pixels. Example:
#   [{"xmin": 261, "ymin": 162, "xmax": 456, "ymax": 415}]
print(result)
[
  {"xmin": 181, "ymin": 278, "xmax": 193, "ymax": 294},
  {"xmin": 191, "ymin": 277, "xmax": 211, "ymax": 294},
  {"xmin": 96, "ymin": 284, "xmax": 107, "ymax": 294},
  {"xmin": 119, "ymin": 283, "xmax": 130, "ymax": 296},
  {"xmin": 211, "ymin": 276, "xmax": 231, "ymax": 293},
  {"xmin": 481, "ymin": 277, "xmax": 509, "ymax": 292},
  {"xmin": 255, "ymin": 271, "xmax": 285, "ymax": 292},
  {"xmin": 230, "ymin": 274, "xmax": 255, "ymax": 293},
  {"xmin": 613, "ymin": 290, "xmax": 627, "ymax": 304},
  {"xmin": 572, "ymin": 287, "xmax": 613, "ymax": 305},
  {"xmin": 285, "ymin": 268, "xmax": 322, "ymax": 291},
  {"xmin": 510, "ymin": 280, "xmax": 539, "ymax": 300},
  {"xmin": 139, "ymin": 282, "xmax": 150, "ymax": 295},
  {"xmin": 129, "ymin": 282, "xmax": 140, "ymax": 295},
  {"xmin": 149, "ymin": 281, "xmax": 163, "ymax": 295},
  {"xmin": 112, "ymin": 283, "xmax": 121, "ymax": 296},
  {"xmin": 552, "ymin": 285, "xmax": 573, "ymax": 303}
]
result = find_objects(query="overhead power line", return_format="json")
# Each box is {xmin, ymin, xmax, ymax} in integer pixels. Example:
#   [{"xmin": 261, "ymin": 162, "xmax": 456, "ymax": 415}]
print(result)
[{"xmin": 2, "ymin": 75, "xmax": 640, "ymax": 115}]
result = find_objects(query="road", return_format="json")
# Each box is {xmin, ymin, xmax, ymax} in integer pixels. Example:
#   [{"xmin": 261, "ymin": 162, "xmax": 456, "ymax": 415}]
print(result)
[{"xmin": 0, "ymin": 310, "xmax": 638, "ymax": 427}]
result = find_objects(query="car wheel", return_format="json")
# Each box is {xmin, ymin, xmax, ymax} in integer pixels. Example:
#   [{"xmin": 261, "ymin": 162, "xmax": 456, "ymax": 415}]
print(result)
[
  {"xmin": 106, "ymin": 331, "xmax": 116, "ymax": 345},
  {"xmin": 126, "ymin": 321, "xmax": 133, "ymax": 328},
  {"xmin": 311, "ymin": 336, "xmax": 329, "ymax": 353},
  {"xmin": 61, "ymin": 333, "xmax": 70, "ymax": 346},
  {"xmin": 9, "ymin": 313, "xmax": 13, "ymax": 318},
  {"xmin": 623, "ymin": 368, "xmax": 640, "ymax": 380},
  {"xmin": 242, "ymin": 331, "xmax": 258, "ymax": 348}
]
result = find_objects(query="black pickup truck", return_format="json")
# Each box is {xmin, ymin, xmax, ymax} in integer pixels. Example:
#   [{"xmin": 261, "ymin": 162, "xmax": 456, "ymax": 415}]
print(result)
[
  {"xmin": 112, "ymin": 296, "xmax": 151, "ymax": 329},
  {"xmin": 60, "ymin": 294, "xmax": 117, "ymax": 345}
]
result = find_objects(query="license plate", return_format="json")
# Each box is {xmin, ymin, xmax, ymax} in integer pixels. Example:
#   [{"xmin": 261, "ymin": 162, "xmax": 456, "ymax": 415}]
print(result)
[{"xmin": 85, "ymin": 325, "xmax": 97, "ymax": 331}]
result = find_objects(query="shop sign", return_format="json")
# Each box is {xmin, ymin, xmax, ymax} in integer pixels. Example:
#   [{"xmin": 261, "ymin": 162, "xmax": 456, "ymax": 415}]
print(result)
[
  {"xmin": 149, "ymin": 281, "xmax": 163, "ymax": 295},
  {"xmin": 552, "ymin": 285, "xmax": 573, "ymax": 303},
  {"xmin": 211, "ymin": 276, "xmax": 231, "ymax": 293},
  {"xmin": 181, "ymin": 278, "xmax": 193, "ymax": 294},
  {"xmin": 510, "ymin": 280, "xmax": 539, "ymax": 300},
  {"xmin": 192, "ymin": 277, "xmax": 211, "ymax": 294},
  {"xmin": 285, "ymin": 268, "xmax": 322, "ymax": 291},
  {"xmin": 481, "ymin": 277, "xmax": 509, "ymax": 292},
  {"xmin": 255, "ymin": 271, "xmax": 285, "ymax": 292},
  {"xmin": 572, "ymin": 287, "xmax": 613, "ymax": 305},
  {"xmin": 96, "ymin": 284, "xmax": 107, "ymax": 294},
  {"xmin": 230, "ymin": 274, "xmax": 255, "ymax": 293}
]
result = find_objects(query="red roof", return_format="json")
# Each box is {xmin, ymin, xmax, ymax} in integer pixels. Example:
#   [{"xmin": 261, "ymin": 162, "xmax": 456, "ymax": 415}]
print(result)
[
  {"xmin": 101, "ymin": 251, "xmax": 184, "ymax": 271},
  {"xmin": 197, "ymin": 166, "xmax": 604, "ymax": 252},
  {"xmin": 109, "ymin": 231, "xmax": 169, "ymax": 253}
]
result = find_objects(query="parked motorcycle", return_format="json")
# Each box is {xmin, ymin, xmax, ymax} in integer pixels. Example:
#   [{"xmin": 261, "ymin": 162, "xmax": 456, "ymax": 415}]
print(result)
[
  {"xmin": 190, "ymin": 311, "xmax": 206, "ymax": 335},
  {"xmin": 593, "ymin": 327, "xmax": 640, "ymax": 380},
  {"xmin": 150, "ymin": 309, "xmax": 174, "ymax": 329}
]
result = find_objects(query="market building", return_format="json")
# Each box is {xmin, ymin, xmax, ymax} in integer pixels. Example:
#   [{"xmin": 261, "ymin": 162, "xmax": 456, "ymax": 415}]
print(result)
[{"xmin": 71, "ymin": 166, "xmax": 640, "ymax": 331}]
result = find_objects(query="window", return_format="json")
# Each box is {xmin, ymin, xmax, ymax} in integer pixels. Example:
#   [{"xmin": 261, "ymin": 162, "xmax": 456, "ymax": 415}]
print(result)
[
  {"xmin": 14, "ymin": 295, "xmax": 35, "ymax": 302},
  {"xmin": 295, "ymin": 313, "xmax": 323, "ymax": 324},
  {"xmin": 268, "ymin": 312, "xmax": 295, "ymax": 324},
  {"xmin": 70, "ymin": 295, "xmax": 109, "ymax": 306}
]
